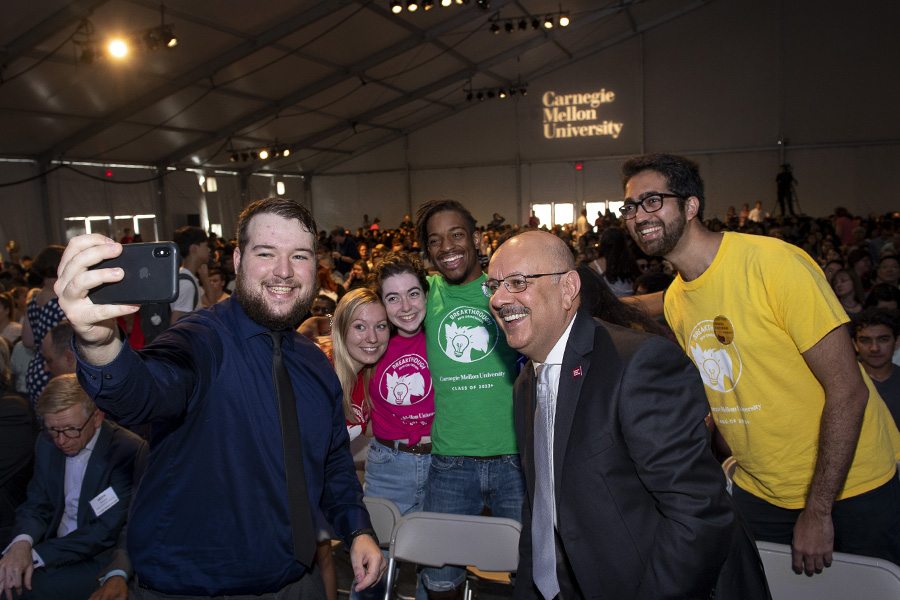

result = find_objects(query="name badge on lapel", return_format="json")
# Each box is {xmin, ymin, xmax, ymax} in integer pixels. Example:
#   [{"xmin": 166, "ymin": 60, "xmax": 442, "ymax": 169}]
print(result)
[{"xmin": 90, "ymin": 486, "xmax": 120, "ymax": 517}]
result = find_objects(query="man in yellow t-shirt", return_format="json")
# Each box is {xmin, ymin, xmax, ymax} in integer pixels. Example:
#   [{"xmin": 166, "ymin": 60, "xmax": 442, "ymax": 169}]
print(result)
[{"xmin": 621, "ymin": 153, "xmax": 900, "ymax": 576}]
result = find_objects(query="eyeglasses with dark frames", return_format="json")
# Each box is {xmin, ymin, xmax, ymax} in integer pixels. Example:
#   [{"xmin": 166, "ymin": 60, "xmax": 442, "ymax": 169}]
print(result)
[
  {"xmin": 619, "ymin": 193, "xmax": 686, "ymax": 220},
  {"xmin": 45, "ymin": 409, "xmax": 98, "ymax": 439},
  {"xmin": 482, "ymin": 272, "xmax": 569, "ymax": 297}
]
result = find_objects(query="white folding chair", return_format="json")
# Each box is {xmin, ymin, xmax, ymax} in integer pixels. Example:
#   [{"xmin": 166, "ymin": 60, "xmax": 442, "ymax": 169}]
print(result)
[
  {"xmin": 385, "ymin": 512, "xmax": 521, "ymax": 600},
  {"xmin": 363, "ymin": 496, "xmax": 403, "ymax": 550},
  {"xmin": 757, "ymin": 540, "xmax": 900, "ymax": 600}
]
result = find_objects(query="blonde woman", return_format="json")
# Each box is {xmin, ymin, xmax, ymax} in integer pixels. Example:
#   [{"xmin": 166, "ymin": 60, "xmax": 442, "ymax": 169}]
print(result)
[{"xmin": 316, "ymin": 287, "xmax": 389, "ymax": 600}]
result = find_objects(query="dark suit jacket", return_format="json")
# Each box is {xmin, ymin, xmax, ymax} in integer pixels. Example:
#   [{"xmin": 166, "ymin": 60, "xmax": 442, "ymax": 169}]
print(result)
[
  {"xmin": 513, "ymin": 310, "xmax": 769, "ymax": 600},
  {"xmin": 12, "ymin": 419, "xmax": 147, "ymax": 570},
  {"xmin": 0, "ymin": 393, "xmax": 37, "ymax": 545}
]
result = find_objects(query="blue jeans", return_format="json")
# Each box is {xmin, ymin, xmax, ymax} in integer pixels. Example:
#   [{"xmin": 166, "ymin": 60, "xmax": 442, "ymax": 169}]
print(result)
[
  {"xmin": 364, "ymin": 439, "xmax": 431, "ymax": 516},
  {"xmin": 420, "ymin": 454, "xmax": 525, "ymax": 592},
  {"xmin": 357, "ymin": 439, "xmax": 431, "ymax": 600}
]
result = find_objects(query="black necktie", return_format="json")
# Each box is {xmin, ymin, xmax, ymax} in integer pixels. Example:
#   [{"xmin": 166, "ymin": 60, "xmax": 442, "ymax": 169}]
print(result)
[{"xmin": 267, "ymin": 330, "xmax": 316, "ymax": 568}]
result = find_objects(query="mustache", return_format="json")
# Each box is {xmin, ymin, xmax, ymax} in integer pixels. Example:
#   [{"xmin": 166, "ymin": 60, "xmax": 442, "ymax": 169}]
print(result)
[{"xmin": 497, "ymin": 305, "xmax": 529, "ymax": 319}]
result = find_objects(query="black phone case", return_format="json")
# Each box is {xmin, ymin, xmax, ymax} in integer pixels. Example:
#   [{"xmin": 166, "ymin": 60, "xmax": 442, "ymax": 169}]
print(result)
[{"xmin": 87, "ymin": 242, "xmax": 180, "ymax": 305}]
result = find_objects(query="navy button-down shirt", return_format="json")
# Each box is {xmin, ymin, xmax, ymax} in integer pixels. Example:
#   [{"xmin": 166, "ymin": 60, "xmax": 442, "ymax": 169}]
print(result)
[{"xmin": 76, "ymin": 298, "xmax": 369, "ymax": 595}]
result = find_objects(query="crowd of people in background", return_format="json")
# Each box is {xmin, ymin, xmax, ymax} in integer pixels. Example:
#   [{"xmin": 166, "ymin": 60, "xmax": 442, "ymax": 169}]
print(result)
[{"xmin": 2, "ymin": 181, "xmax": 900, "ymax": 598}]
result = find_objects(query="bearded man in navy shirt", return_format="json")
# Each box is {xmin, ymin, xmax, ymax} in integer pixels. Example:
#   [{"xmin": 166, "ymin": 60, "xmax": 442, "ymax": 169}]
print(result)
[{"xmin": 54, "ymin": 198, "xmax": 385, "ymax": 598}]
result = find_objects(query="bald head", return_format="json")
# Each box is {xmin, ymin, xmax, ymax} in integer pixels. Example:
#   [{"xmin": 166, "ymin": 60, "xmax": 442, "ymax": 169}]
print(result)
[
  {"xmin": 495, "ymin": 231, "xmax": 576, "ymax": 273},
  {"xmin": 488, "ymin": 231, "xmax": 580, "ymax": 362}
]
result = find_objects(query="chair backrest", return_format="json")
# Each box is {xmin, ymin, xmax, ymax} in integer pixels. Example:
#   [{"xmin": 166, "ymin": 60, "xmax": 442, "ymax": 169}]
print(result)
[
  {"xmin": 363, "ymin": 496, "xmax": 402, "ymax": 549},
  {"xmin": 757, "ymin": 541, "xmax": 900, "ymax": 600},
  {"xmin": 389, "ymin": 512, "xmax": 521, "ymax": 573}
]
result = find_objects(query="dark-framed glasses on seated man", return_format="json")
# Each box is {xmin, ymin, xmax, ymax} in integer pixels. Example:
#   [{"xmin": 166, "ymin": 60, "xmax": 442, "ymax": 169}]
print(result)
[{"xmin": 45, "ymin": 409, "xmax": 98, "ymax": 439}]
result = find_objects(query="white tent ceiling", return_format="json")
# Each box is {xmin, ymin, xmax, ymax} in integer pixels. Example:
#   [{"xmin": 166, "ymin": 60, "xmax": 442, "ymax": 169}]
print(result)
[{"xmin": 0, "ymin": 0, "xmax": 713, "ymax": 177}]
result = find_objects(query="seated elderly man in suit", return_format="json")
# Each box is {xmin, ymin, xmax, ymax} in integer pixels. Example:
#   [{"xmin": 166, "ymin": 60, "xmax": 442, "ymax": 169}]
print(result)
[
  {"xmin": 0, "ymin": 374, "xmax": 146, "ymax": 600},
  {"xmin": 486, "ymin": 231, "xmax": 769, "ymax": 600}
]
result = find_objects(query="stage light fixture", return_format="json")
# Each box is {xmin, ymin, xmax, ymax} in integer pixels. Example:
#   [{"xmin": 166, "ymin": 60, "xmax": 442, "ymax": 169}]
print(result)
[
  {"xmin": 544, "ymin": 15, "xmax": 554, "ymax": 28},
  {"xmin": 230, "ymin": 153, "xmax": 238, "ymax": 162},
  {"xmin": 505, "ymin": 22, "xmax": 513, "ymax": 33},
  {"xmin": 467, "ymin": 92, "xmax": 473, "ymax": 101},
  {"xmin": 250, "ymin": 151, "xmax": 259, "ymax": 160},
  {"xmin": 259, "ymin": 149, "xmax": 269, "ymax": 160},
  {"xmin": 518, "ymin": 19, "xmax": 527, "ymax": 30},
  {"xmin": 241, "ymin": 153, "xmax": 249, "ymax": 161},
  {"xmin": 391, "ymin": 0, "xmax": 403, "ymax": 12},
  {"xmin": 559, "ymin": 13, "xmax": 570, "ymax": 26},
  {"xmin": 283, "ymin": 148, "xmax": 290, "ymax": 157},
  {"xmin": 520, "ymin": 87, "xmax": 527, "ymax": 96},
  {"xmin": 423, "ymin": 0, "xmax": 434, "ymax": 9},
  {"xmin": 532, "ymin": 18, "xmax": 540, "ymax": 29},
  {"xmin": 442, "ymin": 0, "xmax": 452, "ymax": 5},
  {"xmin": 490, "ymin": 23, "xmax": 500, "ymax": 34},
  {"xmin": 477, "ymin": 91, "xmax": 484, "ymax": 101},
  {"xmin": 407, "ymin": 0, "xmax": 418, "ymax": 11},
  {"xmin": 499, "ymin": 89, "xmax": 507, "ymax": 98},
  {"xmin": 109, "ymin": 39, "xmax": 128, "ymax": 58}
]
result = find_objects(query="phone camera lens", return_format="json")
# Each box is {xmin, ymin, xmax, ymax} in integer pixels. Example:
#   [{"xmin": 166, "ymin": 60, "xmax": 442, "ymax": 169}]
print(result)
[{"xmin": 154, "ymin": 247, "xmax": 171, "ymax": 258}]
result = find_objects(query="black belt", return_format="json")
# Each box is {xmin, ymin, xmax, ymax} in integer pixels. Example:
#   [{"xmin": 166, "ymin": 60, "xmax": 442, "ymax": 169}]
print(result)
[{"xmin": 375, "ymin": 437, "xmax": 432, "ymax": 455}]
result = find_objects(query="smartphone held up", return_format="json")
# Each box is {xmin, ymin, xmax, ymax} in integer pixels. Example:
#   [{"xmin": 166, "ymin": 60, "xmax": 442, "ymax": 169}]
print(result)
[{"xmin": 88, "ymin": 242, "xmax": 179, "ymax": 305}]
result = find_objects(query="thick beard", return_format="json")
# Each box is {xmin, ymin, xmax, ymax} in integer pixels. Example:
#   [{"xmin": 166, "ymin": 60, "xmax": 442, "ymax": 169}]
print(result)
[
  {"xmin": 634, "ymin": 210, "xmax": 687, "ymax": 257},
  {"xmin": 234, "ymin": 275, "xmax": 315, "ymax": 331}
]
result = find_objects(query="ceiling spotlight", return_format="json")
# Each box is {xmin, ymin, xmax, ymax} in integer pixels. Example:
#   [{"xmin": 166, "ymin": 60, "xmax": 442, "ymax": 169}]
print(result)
[
  {"xmin": 250, "ymin": 151, "xmax": 259, "ymax": 160},
  {"xmin": 520, "ymin": 87, "xmax": 527, "ymax": 96},
  {"xmin": 499, "ymin": 89, "xmax": 507, "ymax": 98},
  {"xmin": 158, "ymin": 5, "xmax": 177, "ymax": 47},
  {"xmin": 259, "ymin": 149, "xmax": 269, "ymax": 160},
  {"xmin": 487, "ymin": 90, "xmax": 495, "ymax": 98},
  {"xmin": 407, "ymin": 0, "xmax": 418, "ymax": 11},
  {"xmin": 559, "ymin": 13, "xmax": 570, "ymax": 26},
  {"xmin": 490, "ymin": 23, "xmax": 500, "ymax": 34},
  {"xmin": 532, "ymin": 18, "xmax": 540, "ymax": 30},
  {"xmin": 442, "ymin": 0, "xmax": 452, "ymax": 5},
  {"xmin": 283, "ymin": 148, "xmax": 290, "ymax": 157},
  {"xmin": 467, "ymin": 92, "xmax": 473, "ymax": 101},
  {"xmin": 109, "ymin": 39, "xmax": 128, "ymax": 58},
  {"xmin": 544, "ymin": 15, "xmax": 554, "ymax": 28},
  {"xmin": 509, "ymin": 88, "xmax": 516, "ymax": 96},
  {"xmin": 476, "ymin": 0, "xmax": 490, "ymax": 8},
  {"xmin": 504, "ymin": 22, "xmax": 513, "ymax": 33},
  {"xmin": 241, "ymin": 153, "xmax": 249, "ymax": 161},
  {"xmin": 391, "ymin": 0, "xmax": 402, "ymax": 12},
  {"xmin": 477, "ymin": 91, "xmax": 484, "ymax": 101},
  {"xmin": 162, "ymin": 26, "xmax": 177, "ymax": 47},
  {"xmin": 518, "ymin": 19, "xmax": 527, "ymax": 30},
  {"xmin": 230, "ymin": 153, "xmax": 238, "ymax": 162},
  {"xmin": 423, "ymin": 0, "xmax": 434, "ymax": 9}
]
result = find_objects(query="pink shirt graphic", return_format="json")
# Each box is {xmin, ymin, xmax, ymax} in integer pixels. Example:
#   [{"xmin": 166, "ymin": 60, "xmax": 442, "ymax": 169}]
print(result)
[{"xmin": 368, "ymin": 330, "xmax": 434, "ymax": 445}]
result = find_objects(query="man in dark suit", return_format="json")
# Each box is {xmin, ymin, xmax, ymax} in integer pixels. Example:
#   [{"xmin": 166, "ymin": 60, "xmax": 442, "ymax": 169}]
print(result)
[
  {"xmin": 0, "ymin": 374, "xmax": 146, "ymax": 600},
  {"xmin": 485, "ymin": 231, "xmax": 769, "ymax": 600}
]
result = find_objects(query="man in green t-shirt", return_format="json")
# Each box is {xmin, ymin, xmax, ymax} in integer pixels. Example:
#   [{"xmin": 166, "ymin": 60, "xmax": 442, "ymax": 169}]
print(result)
[{"xmin": 415, "ymin": 199, "xmax": 524, "ymax": 600}]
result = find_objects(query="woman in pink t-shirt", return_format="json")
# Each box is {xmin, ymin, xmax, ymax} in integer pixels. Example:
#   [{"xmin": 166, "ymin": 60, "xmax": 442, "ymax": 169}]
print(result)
[{"xmin": 365, "ymin": 253, "xmax": 436, "ymax": 516}]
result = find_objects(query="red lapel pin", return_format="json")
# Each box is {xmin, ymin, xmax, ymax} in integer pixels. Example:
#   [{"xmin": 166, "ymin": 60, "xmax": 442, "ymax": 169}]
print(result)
[{"xmin": 573, "ymin": 366, "xmax": 582, "ymax": 378}]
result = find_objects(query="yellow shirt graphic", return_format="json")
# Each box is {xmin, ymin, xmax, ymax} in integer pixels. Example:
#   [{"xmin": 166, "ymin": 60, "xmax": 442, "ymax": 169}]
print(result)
[{"xmin": 665, "ymin": 232, "xmax": 900, "ymax": 509}]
